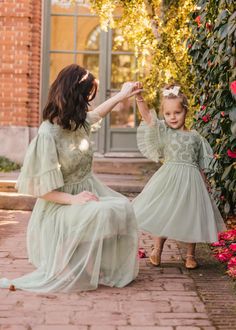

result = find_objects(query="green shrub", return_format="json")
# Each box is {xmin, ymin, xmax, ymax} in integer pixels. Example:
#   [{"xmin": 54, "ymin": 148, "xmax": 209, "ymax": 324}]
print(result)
[
  {"xmin": 188, "ymin": 0, "xmax": 236, "ymax": 217},
  {"xmin": 0, "ymin": 156, "xmax": 20, "ymax": 172}
]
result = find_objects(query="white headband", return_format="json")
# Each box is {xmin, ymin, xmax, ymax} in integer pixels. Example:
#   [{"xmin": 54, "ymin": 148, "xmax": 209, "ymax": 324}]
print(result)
[
  {"xmin": 79, "ymin": 70, "xmax": 89, "ymax": 84},
  {"xmin": 162, "ymin": 86, "xmax": 180, "ymax": 97}
]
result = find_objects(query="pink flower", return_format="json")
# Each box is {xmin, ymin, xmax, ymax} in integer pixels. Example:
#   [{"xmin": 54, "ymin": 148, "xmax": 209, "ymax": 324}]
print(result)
[
  {"xmin": 214, "ymin": 249, "xmax": 233, "ymax": 262},
  {"xmin": 228, "ymin": 256, "xmax": 236, "ymax": 268},
  {"xmin": 227, "ymin": 149, "xmax": 236, "ymax": 159},
  {"xmin": 218, "ymin": 230, "xmax": 236, "ymax": 241},
  {"xmin": 221, "ymin": 111, "xmax": 225, "ymax": 117},
  {"xmin": 195, "ymin": 16, "xmax": 201, "ymax": 27},
  {"xmin": 138, "ymin": 248, "xmax": 146, "ymax": 259},
  {"xmin": 230, "ymin": 81, "xmax": 236, "ymax": 95},
  {"xmin": 227, "ymin": 266, "xmax": 236, "ymax": 279},
  {"xmin": 202, "ymin": 114, "xmax": 210, "ymax": 122},
  {"xmin": 211, "ymin": 240, "xmax": 226, "ymax": 247},
  {"xmin": 201, "ymin": 105, "xmax": 206, "ymax": 111},
  {"xmin": 229, "ymin": 243, "xmax": 236, "ymax": 252},
  {"xmin": 206, "ymin": 22, "xmax": 213, "ymax": 31}
]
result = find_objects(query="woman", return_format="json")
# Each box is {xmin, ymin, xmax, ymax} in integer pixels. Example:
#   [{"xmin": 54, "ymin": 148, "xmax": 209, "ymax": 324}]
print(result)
[{"xmin": 0, "ymin": 64, "xmax": 140, "ymax": 292}]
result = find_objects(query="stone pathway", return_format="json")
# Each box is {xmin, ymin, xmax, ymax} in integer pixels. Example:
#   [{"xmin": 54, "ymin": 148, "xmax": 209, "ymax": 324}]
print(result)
[{"xmin": 0, "ymin": 210, "xmax": 236, "ymax": 330}]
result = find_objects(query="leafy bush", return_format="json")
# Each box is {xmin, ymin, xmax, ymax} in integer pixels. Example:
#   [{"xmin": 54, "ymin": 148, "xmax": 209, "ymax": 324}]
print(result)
[
  {"xmin": 188, "ymin": 0, "xmax": 236, "ymax": 217},
  {"xmin": 0, "ymin": 156, "xmax": 20, "ymax": 172},
  {"xmin": 90, "ymin": 0, "xmax": 195, "ymax": 122}
]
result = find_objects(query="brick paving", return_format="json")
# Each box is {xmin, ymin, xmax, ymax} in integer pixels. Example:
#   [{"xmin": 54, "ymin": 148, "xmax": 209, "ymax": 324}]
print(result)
[{"xmin": 0, "ymin": 210, "xmax": 236, "ymax": 330}]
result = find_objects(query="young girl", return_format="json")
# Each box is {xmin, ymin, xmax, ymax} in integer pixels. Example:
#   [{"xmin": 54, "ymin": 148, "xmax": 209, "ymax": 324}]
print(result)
[
  {"xmin": 0, "ymin": 64, "xmax": 141, "ymax": 292},
  {"xmin": 132, "ymin": 84, "xmax": 226, "ymax": 269}
]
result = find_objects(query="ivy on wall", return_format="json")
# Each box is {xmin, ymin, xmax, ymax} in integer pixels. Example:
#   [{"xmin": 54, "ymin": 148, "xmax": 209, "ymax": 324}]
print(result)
[
  {"xmin": 188, "ymin": 0, "xmax": 236, "ymax": 217},
  {"xmin": 89, "ymin": 0, "xmax": 195, "ymax": 123}
]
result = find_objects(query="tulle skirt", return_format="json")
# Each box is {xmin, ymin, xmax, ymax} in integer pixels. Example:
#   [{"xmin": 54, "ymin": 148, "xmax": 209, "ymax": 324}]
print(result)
[
  {"xmin": 132, "ymin": 162, "xmax": 225, "ymax": 243},
  {"xmin": 0, "ymin": 174, "xmax": 138, "ymax": 292}
]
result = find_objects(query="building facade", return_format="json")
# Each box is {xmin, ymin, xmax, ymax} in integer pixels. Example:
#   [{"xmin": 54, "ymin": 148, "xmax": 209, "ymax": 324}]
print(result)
[{"xmin": 0, "ymin": 0, "xmax": 142, "ymax": 164}]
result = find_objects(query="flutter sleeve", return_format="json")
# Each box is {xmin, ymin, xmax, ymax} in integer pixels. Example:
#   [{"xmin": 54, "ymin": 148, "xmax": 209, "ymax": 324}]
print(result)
[
  {"xmin": 198, "ymin": 135, "xmax": 214, "ymax": 170},
  {"xmin": 137, "ymin": 109, "xmax": 167, "ymax": 162},
  {"xmin": 16, "ymin": 133, "xmax": 64, "ymax": 197}
]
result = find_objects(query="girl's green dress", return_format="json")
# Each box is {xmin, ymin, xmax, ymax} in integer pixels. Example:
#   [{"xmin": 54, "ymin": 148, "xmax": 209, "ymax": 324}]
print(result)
[
  {"xmin": 132, "ymin": 110, "xmax": 226, "ymax": 243},
  {"xmin": 0, "ymin": 111, "xmax": 138, "ymax": 292}
]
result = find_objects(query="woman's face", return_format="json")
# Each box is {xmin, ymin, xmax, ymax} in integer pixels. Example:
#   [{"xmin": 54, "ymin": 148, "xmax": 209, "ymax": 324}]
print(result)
[{"xmin": 162, "ymin": 98, "xmax": 186, "ymax": 130}]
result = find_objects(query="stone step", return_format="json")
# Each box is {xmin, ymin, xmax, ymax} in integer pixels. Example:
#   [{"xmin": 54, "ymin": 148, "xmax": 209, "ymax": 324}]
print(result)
[
  {"xmin": 0, "ymin": 174, "xmax": 149, "ymax": 193},
  {"xmin": 0, "ymin": 173, "xmax": 151, "ymax": 211},
  {"xmin": 0, "ymin": 158, "xmax": 159, "ymax": 178},
  {"xmin": 93, "ymin": 158, "xmax": 159, "ymax": 175},
  {"xmin": 0, "ymin": 158, "xmax": 160, "ymax": 210},
  {"xmin": 0, "ymin": 180, "xmax": 17, "ymax": 192},
  {"xmin": 0, "ymin": 192, "xmax": 36, "ymax": 211}
]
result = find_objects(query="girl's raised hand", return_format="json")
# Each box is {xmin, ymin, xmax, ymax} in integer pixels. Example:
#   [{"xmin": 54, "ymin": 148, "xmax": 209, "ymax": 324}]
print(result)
[{"xmin": 71, "ymin": 191, "xmax": 99, "ymax": 205}]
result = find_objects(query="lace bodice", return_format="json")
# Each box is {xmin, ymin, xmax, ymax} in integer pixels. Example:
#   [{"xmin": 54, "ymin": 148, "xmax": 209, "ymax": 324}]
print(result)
[
  {"xmin": 16, "ymin": 111, "xmax": 102, "ymax": 196},
  {"xmin": 164, "ymin": 130, "xmax": 202, "ymax": 166},
  {"xmin": 137, "ymin": 110, "xmax": 213, "ymax": 169},
  {"xmin": 39, "ymin": 121, "xmax": 93, "ymax": 184}
]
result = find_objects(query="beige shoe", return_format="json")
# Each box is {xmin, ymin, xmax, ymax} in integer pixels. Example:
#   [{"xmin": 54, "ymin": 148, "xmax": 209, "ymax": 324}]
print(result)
[
  {"xmin": 149, "ymin": 248, "xmax": 162, "ymax": 266},
  {"xmin": 185, "ymin": 255, "xmax": 198, "ymax": 269}
]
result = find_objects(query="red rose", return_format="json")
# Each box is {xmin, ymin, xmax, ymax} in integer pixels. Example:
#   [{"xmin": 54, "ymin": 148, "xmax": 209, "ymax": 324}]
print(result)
[
  {"xmin": 206, "ymin": 22, "xmax": 213, "ymax": 31},
  {"xmin": 188, "ymin": 44, "xmax": 192, "ymax": 49},
  {"xmin": 221, "ymin": 111, "xmax": 225, "ymax": 117},
  {"xmin": 138, "ymin": 248, "xmax": 146, "ymax": 259},
  {"xmin": 201, "ymin": 105, "xmax": 206, "ymax": 111},
  {"xmin": 227, "ymin": 149, "xmax": 236, "ymax": 158},
  {"xmin": 195, "ymin": 16, "xmax": 201, "ymax": 27},
  {"xmin": 208, "ymin": 60, "xmax": 212, "ymax": 67},
  {"xmin": 202, "ymin": 114, "xmax": 210, "ymax": 122},
  {"xmin": 230, "ymin": 81, "xmax": 236, "ymax": 95}
]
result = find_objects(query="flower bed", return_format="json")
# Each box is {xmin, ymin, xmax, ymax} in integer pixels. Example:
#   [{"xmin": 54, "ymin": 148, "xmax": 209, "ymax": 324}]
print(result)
[{"xmin": 211, "ymin": 223, "xmax": 236, "ymax": 280}]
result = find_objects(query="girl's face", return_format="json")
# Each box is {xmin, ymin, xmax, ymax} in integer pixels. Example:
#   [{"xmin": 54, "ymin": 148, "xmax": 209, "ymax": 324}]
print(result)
[{"xmin": 162, "ymin": 98, "xmax": 186, "ymax": 130}]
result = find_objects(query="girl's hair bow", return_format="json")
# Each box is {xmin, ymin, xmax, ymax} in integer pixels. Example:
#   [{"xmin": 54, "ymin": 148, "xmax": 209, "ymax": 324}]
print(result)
[{"xmin": 162, "ymin": 86, "xmax": 180, "ymax": 97}]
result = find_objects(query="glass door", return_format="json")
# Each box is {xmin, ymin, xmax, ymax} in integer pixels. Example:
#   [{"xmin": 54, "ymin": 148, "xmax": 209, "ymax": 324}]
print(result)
[
  {"xmin": 42, "ymin": 1, "xmax": 141, "ymax": 155},
  {"xmin": 104, "ymin": 28, "xmax": 141, "ymax": 155}
]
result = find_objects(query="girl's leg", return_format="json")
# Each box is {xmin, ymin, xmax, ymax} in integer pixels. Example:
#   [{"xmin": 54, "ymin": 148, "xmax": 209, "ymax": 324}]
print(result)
[
  {"xmin": 185, "ymin": 243, "xmax": 198, "ymax": 269},
  {"xmin": 149, "ymin": 236, "xmax": 167, "ymax": 266}
]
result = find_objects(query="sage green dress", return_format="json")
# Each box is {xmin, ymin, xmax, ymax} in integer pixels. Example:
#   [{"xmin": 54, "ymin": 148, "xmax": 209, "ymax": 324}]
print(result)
[
  {"xmin": 132, "ymin": 110, "xmax": 225, "ymax": 243},
  {"xmin": 0, "ymin": 111, "xmax": 138, "ymax": 292}
]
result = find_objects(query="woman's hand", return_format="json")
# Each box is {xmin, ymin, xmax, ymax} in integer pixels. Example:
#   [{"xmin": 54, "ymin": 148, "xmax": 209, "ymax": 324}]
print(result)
[
  {"xmin": 70, "ymin": 191, "xmax": 99, "ymax": 205},
  {"xmin": 118, "ymin": 82, "xmax": 143, "ymax": 100},
  {"xmin": 92, "ymin": 81, "xmax": 143, "ymax": 119}
]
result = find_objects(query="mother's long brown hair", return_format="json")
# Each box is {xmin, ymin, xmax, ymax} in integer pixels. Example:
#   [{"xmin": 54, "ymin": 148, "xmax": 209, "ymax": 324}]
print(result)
[{"xmin": 43, "ymin": 64, "xmax": 98, "ymax": 130}]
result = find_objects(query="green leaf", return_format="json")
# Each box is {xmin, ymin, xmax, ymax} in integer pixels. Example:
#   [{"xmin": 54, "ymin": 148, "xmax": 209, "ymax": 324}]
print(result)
[
  {"xmin": 224, "ymin": 201, "xmax": 231, "ymax": 214},
  {"xmin": 229, "ymin": 179, "xmax": 236, "ymax": 191},
  {"xmin": 229, "ymin": 108, "xmax": 236, "ymax": 121},
  {"xmin": 221, "ymin": 164, "xmax": 233, "ymax": 180}
]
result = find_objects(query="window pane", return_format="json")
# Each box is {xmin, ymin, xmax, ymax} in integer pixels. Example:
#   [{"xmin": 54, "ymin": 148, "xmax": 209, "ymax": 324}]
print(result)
[
  {"xmin": 77, "ymin": 18, "xmax": 100, "ymax": 51},
  {"xmin": 77, "ymin": 54, "xmax": 99, "ymax": 79},
  {"xmin": 109, "ymin": 92, "xmax": 135, "ymax": 128},
  {"xmin": 51, "ymin": 16, "xmax": 74, "ymax": 50},
  {"xmin": 112, "ymin": 29, "xmax": 132, "ymax": 52},
  {"xmin": 111, "ymin": 55, "xmax": 136, "ymax": 89},
  {"xmin": 77, "ymin": 3, "xmax": 96, "ymax": 15},
  {"xmin": 51, "ymin": 1, "xmax": 77, "ymax": 14},
  {"xmin": 49, "ymin": 53, "xmax": 75, "ymax": 85}
]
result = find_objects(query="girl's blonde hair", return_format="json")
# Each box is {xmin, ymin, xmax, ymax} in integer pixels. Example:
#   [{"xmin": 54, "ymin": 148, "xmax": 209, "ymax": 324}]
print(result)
[{"xmin": 160, "ymin": 84, "xmax": 188, "ymax": 116}]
